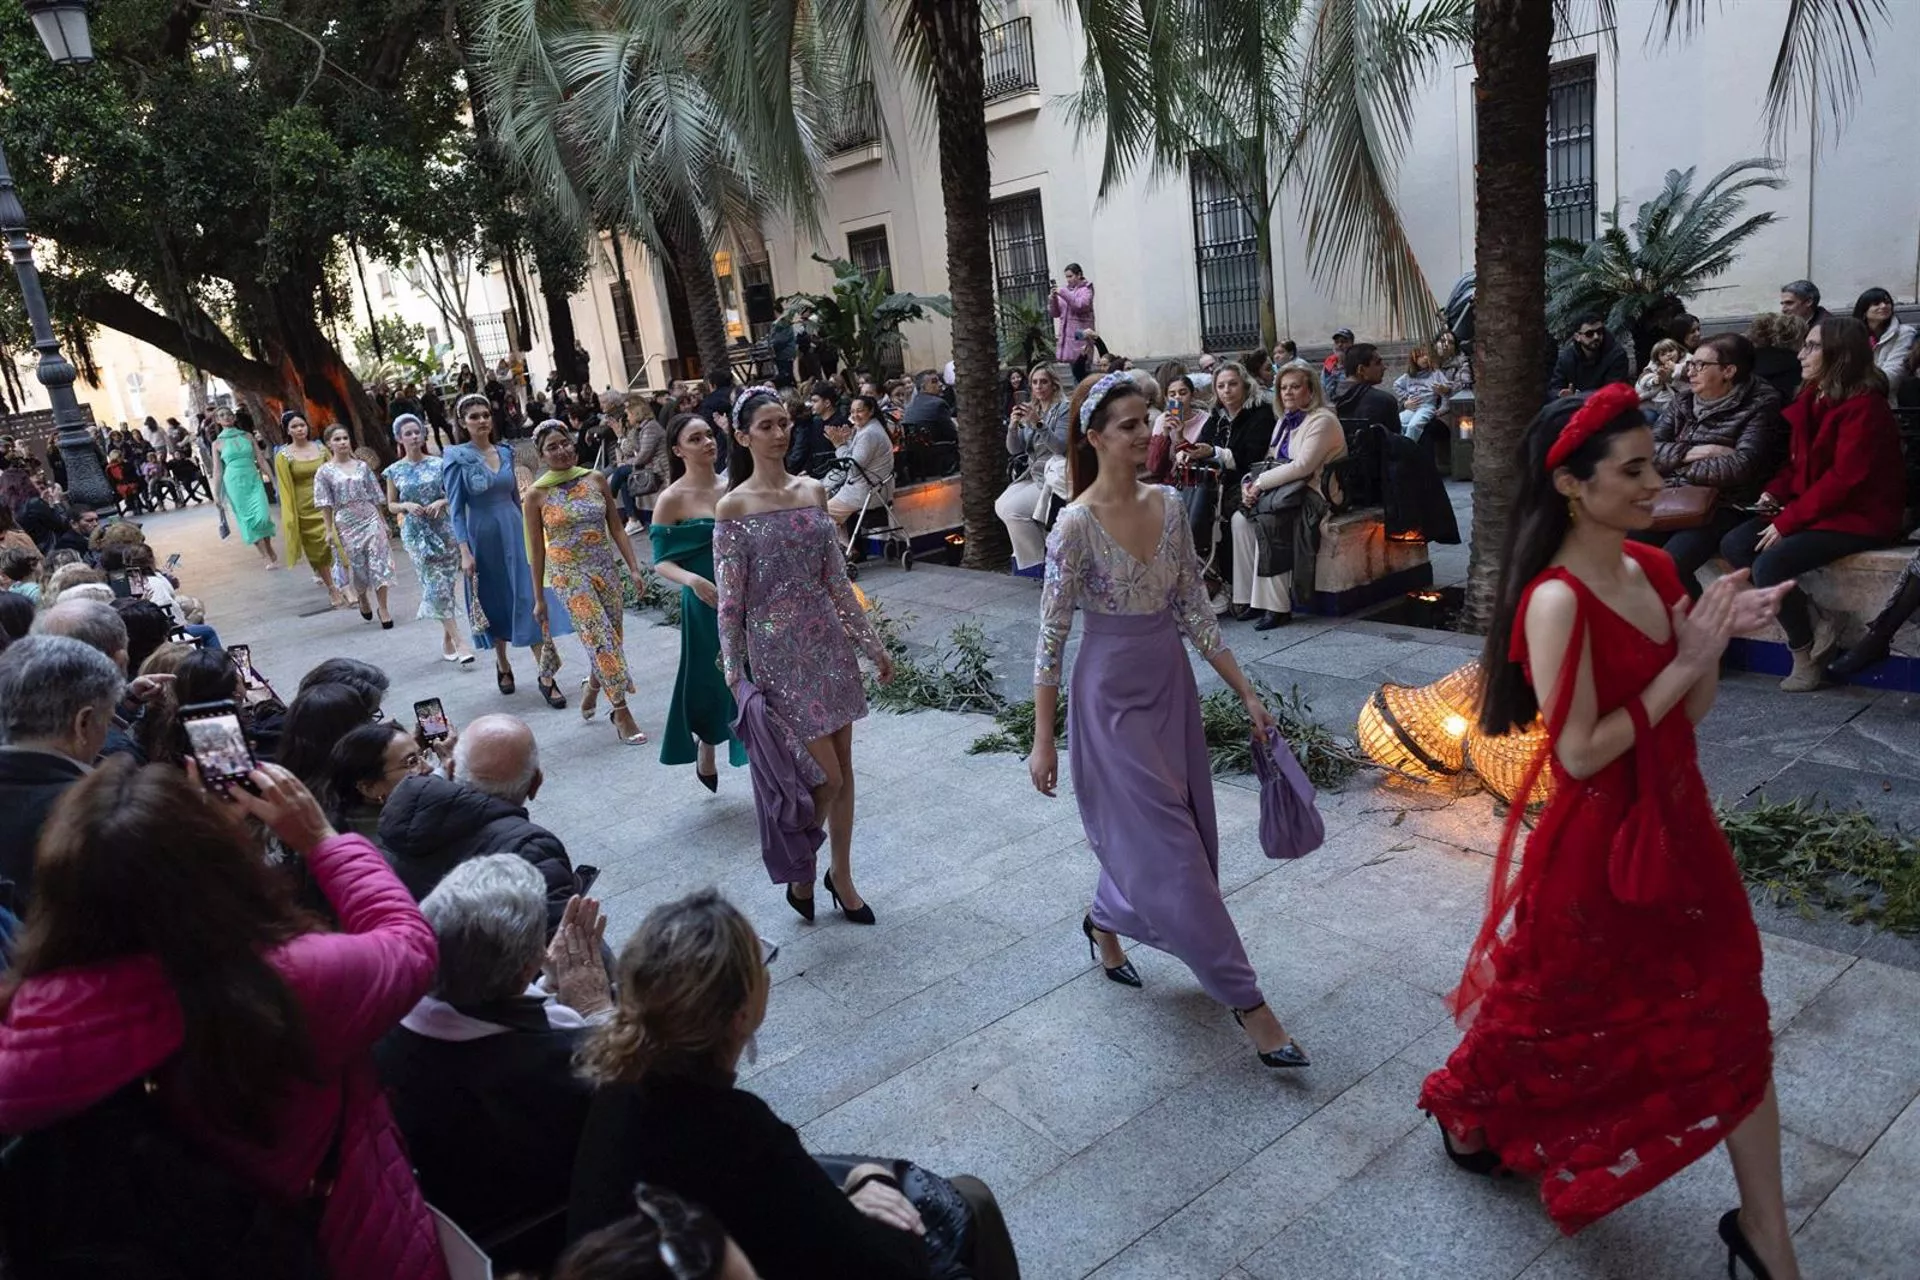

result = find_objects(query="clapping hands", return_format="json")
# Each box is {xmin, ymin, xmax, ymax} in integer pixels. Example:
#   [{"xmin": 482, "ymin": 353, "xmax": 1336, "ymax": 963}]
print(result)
[{"xmin": 1671, "ymin": 569, "xmax": 1792, "ymax": 677}]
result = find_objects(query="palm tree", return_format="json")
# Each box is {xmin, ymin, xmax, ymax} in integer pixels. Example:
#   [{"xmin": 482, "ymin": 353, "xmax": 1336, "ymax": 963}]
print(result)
[
  {"xmin": 1546, "ymin": 158, "xmax": 1785, "ymax": 342},
  {"xmin": 1461, "ymin": 0, "xmax": 1888, "ymax": 631},
  {"xmin": 1065, "ymin": 0, "xmax": 1475, "ymax": 342}
]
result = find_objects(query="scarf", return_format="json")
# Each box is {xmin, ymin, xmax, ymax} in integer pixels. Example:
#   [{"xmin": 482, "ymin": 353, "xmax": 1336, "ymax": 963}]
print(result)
[
  {"xmin": 1269, "ymin": 409, "xmax": 1305, "ymax": 462},
  {"xmin": 531, "ymin": 465, "xmax": 592, "ymax": 490}
]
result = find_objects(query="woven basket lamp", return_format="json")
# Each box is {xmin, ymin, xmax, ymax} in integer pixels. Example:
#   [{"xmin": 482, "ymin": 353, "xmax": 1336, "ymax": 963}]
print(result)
[
  {"xmin": 1467, "ymin": 720, "xmax": 1556, "ymax": 808},
  {"xmin": 1356, "ymin": 681, "xmax": 1471, "ymax": 781}
]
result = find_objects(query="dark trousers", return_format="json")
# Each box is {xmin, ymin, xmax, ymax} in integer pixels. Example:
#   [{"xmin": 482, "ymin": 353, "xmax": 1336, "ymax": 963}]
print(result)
[
  {"xmin": 1070, "ymin": 353, "xmax": 1092, "ymax": 383},
  {"xmin": 1634, "ymin": 507, "xmax": 1749, "ymax": 599},
  {"xmin": 1720, "ymin": 516, "xmax": 1886, "ymax": 649},
  {"xmin": 951, "ymin": 1175, "xmax": 1021, "ymax": 1280}
]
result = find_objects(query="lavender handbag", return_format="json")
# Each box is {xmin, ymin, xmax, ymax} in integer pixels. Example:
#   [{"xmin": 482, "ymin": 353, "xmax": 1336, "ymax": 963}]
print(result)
[{"xmin": 1251, "ymin": 729, "xmax": 1325, "ymax": 859}]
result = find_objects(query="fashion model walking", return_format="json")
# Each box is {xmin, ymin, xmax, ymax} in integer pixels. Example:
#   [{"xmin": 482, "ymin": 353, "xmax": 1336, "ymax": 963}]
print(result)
[
  {"xmin": 443, "ymin": 394, "xmax": 570, "ymax": 706},
  {"xmin": 648, "ymin": 413, "xmax": 747, "ymax": 789},
  {"xmin": 314, "ymin": 425, "xmax": 395, "ymax": 626},
  {"xmin": 523, "ymin": 420, "xmax": 648, "ymax": 746},
  {"xmin": 1028, "ymin": 372, "xmax": 1307, "ymax": 1069},
  {"xmin": 208, "ymin": 406, "xmax": 278, "ymax": 570},
  {"xmin": 715, "ymin": 386, "xmax": 893, "ymax": 923},
  {"xmin": 273, "ymin": 410, "xmax": 344, "ymax": 606},
  {"xmin": 384, "ymin": 414, "xmax": 474, "ymax": 664},
  {"xmin": 1419, "ymin": 385, "xmax": 1799, "ymax": 1278}
]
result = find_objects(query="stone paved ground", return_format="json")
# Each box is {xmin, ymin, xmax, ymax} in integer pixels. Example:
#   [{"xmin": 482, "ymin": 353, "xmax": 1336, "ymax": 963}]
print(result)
[{"xmin": 137, "ymin": 483, "xmax": 1920, "ymax": 1279}]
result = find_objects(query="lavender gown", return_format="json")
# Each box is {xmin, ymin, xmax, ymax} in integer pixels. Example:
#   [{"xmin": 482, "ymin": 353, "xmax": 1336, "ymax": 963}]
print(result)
[{"xmin": 1035, "ymin": 488, "xmax": 1265, "ymax": 1009}]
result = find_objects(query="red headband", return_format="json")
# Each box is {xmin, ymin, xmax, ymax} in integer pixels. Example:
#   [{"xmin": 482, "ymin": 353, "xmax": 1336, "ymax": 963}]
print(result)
[{"xmin": 1546, "ymin": 382, "xmax": 1642, "ymax": 470}]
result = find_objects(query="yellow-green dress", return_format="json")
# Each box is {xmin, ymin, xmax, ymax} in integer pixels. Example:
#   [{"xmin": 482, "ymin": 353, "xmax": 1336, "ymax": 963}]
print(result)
[{"xmin": 274, "ymin": 447, "xmax": 333, "ymax": 574}]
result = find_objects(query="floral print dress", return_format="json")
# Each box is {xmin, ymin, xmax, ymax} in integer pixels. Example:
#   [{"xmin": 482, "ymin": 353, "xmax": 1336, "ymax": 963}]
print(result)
[
  {"xmin": 383, "ymin": 455, "xmax": 460, "ymax": 620},
  {"xmin": 313, "ymin": 459, "xmax": 393, "ymax": 591},
  {"xmin": 538, "ymin": 474, "xmax": 633, "ymax": 700}
]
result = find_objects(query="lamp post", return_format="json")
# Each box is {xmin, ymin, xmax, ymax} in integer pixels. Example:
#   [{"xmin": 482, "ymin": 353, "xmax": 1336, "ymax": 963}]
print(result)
[{"xmin": 3, "ymin": 0, "xmax": 110, "ymax": 511}]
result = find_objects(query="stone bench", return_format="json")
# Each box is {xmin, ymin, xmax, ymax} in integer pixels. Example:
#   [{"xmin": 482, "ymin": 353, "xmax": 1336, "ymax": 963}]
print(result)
[{"xmin": 1700, "ymin": 544, "xmax": 1920, "ymax": 688}]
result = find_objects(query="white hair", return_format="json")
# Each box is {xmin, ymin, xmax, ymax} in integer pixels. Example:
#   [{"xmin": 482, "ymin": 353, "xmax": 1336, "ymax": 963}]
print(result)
[{"xmin": 420, "ymin": 855, "xmax": 548, "ymax": 1005}]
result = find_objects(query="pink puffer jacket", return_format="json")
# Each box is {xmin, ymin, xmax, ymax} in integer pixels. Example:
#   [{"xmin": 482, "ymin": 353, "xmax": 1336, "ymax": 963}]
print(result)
[{"xmin": 0, "ymin": 833, "xmax": 449, "ymax": 1280}]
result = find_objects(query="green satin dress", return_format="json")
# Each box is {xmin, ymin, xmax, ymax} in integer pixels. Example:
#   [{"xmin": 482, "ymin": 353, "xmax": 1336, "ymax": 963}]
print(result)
[
  {"xmin": 216, "ymin": 428, "xmax": 275, "ymax": 544},
  {"xmin": 649, "ymin": 518, "xmax": 747, "ymax": 769}
]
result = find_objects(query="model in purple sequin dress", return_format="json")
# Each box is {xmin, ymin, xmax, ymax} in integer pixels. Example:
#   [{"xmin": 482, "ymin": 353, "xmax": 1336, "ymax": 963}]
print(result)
[{"xmin": 715, "ymin": 505, "xmax": 885, "ymax": 784}]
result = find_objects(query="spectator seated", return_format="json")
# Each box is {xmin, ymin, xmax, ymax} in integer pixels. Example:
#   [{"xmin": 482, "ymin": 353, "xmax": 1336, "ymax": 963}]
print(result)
[
  {"xmin": 378, "ymin": 713, "xmax": 586, "ymax": 931},
  {"xmin": 1701, "ymin": 546, "xmax": 1920, "ymax": 688},
  {"xmin": 376, "ymin": 855, "xmax": 603, "ymax": 1274}
]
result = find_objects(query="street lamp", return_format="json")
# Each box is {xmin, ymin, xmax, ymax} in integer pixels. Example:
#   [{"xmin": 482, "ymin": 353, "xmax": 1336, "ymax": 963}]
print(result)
[{"xmin": 1, "ymin": 0, "xmax": 110, "ymax": 511}]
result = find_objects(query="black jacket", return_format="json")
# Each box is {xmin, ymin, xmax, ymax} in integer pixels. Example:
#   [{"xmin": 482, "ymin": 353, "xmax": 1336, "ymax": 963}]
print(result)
[
  {"xmin": 1331, "ymin": 380, "xmax": 1400, "ymax": 432},
  {"xmin": 0, "ymin": 748, "xmax": 87, "ymax": 914},
  {"xmin": 1381, "ymin": 432, "xmax": 1461, "ymax": 543},
  {"xmin": 569, "ymin": 1075, "xmax": 930, "ymax": 1280},
  {"xmin": 1752, "ymin": 346, "xmax": 1803, "ymax": 405},
  {"xmin": 377, "ymin": 773, "xmax": 579, "ymax": 929},
  {"xmin": 375, "ymin": 1002, "xmax": 592, "ymax": 1270},
  {"xmin": 787, "ymin": 413, "xmax": 842, "ymax": 476},
  {"xmin": 1552, "ymin": 333, "xmax": 1632, "ymax": 393},
  {"xmin": 1211, "ymin": 401, "xmax": 1278, "ymax": 491},
  {"xmin": 1651, "ymin": 377, "xmax": 1788, "ymax": 506}
]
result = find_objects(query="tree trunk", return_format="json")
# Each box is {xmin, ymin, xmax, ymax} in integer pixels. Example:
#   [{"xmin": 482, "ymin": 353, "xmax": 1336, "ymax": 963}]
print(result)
[
  {"xmin": 914, "ymin": 0, "xmax": 1012, "ymax": 570},
  {"xmin": 660, "ymin": 217, "xmax": 732, "ymax": 383},
  {"xmin": 540, "ymin": 275, "xmax": 583, "ymax": 386},
  {"xmin": 1461, "ymin": 0, "xmax": 1554, "ymax": 634},
  {"xmin": 237, "ymin": 273, "xmax": 392, "ymax": 463}
]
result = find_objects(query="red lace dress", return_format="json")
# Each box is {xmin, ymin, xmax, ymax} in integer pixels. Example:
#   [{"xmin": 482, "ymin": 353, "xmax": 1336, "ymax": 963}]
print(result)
[{"xmin": 1419, "ymin": 543, "xmax": 1771, "ymax": 1234}]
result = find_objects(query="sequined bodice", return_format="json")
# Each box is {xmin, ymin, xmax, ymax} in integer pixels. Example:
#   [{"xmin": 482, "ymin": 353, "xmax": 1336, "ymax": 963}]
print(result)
[{"xmin": 1033, "ymin": 486, "xmax": 1225, "ymax": 686}]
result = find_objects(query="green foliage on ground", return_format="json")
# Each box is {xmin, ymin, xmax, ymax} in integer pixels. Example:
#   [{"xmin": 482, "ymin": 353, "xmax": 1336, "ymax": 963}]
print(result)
[
  {"xmin": 1200, "ymin": 680, "xmax": 1367, "ymax": 790},
  {"xmin": 862, "ymin": 604, "xmax": 1002, "ymax": 715},
  {"xmin": 1718, "ymin": 797, "xmax": 1920, "ymax": 936},
  {"xmin": 968, "ymin": 694, "xmax": 1066, "ymax": 759},
  {"xmin": 635, "ymin": 572, "xmax": 681, "ymax": 628}
]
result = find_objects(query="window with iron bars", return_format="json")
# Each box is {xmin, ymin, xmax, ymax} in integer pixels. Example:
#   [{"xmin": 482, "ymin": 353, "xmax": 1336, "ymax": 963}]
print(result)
[
  {"xmin": 989, "ymin": 190, "xmax": 1051, "ymax": 350},
  {"xmin": 1547, "ymin": 59, "xmax": 1597, "ymax": 244},
  {"xmin": 847, "ymin": 226, "xmax": 893, "ymax": 290},
  {"xmin": 1189, "ymin": 155, "xmax": 1262, "ymax": 354},
  {"xmin": 608, "ymin": 279, "xmax": 647, "ymax": 387},
  {"xmin": 982, "ymin": 17, "xmax": 1038, "ymax": 102}
]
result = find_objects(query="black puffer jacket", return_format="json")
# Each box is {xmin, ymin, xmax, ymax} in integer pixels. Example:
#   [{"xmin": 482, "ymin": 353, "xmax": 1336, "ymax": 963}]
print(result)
[
  {"xmin": 377, "ymin": 773, "xmax": 579, "ymax": 929},
  {"xmin": 1651, "ymin": 377, "xmax": 1788, "ymax": 506}
]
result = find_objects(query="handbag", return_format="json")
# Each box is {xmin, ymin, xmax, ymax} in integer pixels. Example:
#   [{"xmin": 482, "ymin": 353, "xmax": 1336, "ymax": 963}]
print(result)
[
  {"xmin": 813, "ymin": 1155, "xmax": 974, "ymax": 1280},
  {"xmin": 1649, "ymin": 482, "xmax": 1717, "ymax": 532},
  {"xmin": 1251, "ymin": 478, "xmax": 1307, "ymax": 518},
  {"xmin": 1251, "ymin": 728, "xmax": 1325, "ymax": 860}
]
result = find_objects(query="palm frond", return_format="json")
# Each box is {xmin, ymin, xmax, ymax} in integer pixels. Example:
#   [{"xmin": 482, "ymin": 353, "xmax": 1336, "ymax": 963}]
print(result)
[{"xmin": 1654, "ymin": 0, "xmax": 1888, "ymax": 149}]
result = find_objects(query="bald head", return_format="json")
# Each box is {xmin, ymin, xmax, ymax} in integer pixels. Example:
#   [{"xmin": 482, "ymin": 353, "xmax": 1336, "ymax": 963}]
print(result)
[
  {"xmin": 453, "ymin": 714, "xmax": 542, "ymax": 806},
  {"xmin": 32, "ymin": 598, "xmax": 130, "ymax": 674}
]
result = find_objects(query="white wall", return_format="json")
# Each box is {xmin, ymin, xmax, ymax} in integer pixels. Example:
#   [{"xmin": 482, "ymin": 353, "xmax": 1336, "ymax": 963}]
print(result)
[{"xmin": 763, "ymin": 0, "xmax": 1920, "ymax": 364}]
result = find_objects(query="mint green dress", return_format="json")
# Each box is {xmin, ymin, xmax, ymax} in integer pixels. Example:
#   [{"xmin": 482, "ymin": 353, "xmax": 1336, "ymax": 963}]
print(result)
[
  {"xmin": 216, "ymin": 428, "xmax": 275, "ymax": 544},
  {"xmin": 649, "ymin": 519, "xmax": 746, "ymax": 769}
]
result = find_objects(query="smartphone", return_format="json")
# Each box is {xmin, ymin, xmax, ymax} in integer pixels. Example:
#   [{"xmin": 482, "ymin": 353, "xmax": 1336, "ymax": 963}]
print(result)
[
  {"xmin": 178, "ymin": 699, "xmax": 255, "ymax": 790},
  {"xmin": 164, "ymin": 553, "xmax": 182, "ymax": 571},
  {"xmin": 414, "ymin": 697, "xmax": 451, "ymax": 742}
]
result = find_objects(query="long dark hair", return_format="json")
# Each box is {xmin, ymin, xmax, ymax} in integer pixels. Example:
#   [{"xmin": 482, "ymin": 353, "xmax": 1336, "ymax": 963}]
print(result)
[
  {"xmin": 1852, "ymin": 286, "xmax": 1896, "ymax": 335},
  {"xmin": 277, "ymin": 681, "xmax": 380, "ymax": 789},
  {"xmin": 1478, "ymin": 394, "xmax": 1649, "ymax": 734},
  {"xmin": 725, "ymin": 389, "xmax": 784, "ymax": 490},
  {"xmin": 1811, "ymin": 315, "xmax": 1887, "ymax": 403},
  {"xmin": 1064, "ymin": 376, "xmax": 1147, "ymax": 497},
  {"xmin": 665, "ymin": 412, "xmax": 704, "ymax": 482},
  {"xmin": 4, "ymin": 760, "xmax": 318, "ymax": 1141}
]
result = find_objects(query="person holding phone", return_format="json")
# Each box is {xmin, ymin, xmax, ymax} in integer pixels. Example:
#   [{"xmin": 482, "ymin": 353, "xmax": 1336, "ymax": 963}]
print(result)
[
  {"xmin": 648, "ymin": 415, "xmax": 746, "ymax": 790},
  {"xmin": 993, "ymin": 363, "xmax": 1071, "ymax": 569},
  {"xmin": 523, "ymin": 421, "xmax": 648, "ymax": 746}
]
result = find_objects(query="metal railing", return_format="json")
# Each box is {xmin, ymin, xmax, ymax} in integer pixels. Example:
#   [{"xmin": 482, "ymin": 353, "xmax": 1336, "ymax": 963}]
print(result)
[
  {"xmin": 982, "ymin": 17, "xmax": 1038, "ymax": 103},
  {"xmin": 824, "ymin": 82, "xmax": 880, "ymax": 155}
]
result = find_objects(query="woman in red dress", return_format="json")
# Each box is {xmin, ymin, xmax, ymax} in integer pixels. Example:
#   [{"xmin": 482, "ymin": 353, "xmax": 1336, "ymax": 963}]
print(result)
[{"xmin": 1420, "ymin": 384, "xmax": 1802, "ymax": 1280}]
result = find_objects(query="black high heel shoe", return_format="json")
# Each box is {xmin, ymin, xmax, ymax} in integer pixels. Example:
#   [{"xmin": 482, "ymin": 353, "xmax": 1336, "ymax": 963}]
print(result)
[
  {"xmin": 822, "ymin": 869, "xmax": 876, "ymax": 924},
  {"xmin": 1231, "ymin": 1003, "xmax": 1310, "ymax": 1068},
  {"xmin": 697, "ymin": 770, "xmax": 719, "ymax": 793},
  {"xmin": 785, "ymin": 883, "xmax": 815, "ymax": 923},
  {"xmin": 1081, "ymin": 914, "xmax": 1142, "ymax": 987},
  {"xmin": 1432, "ymin": 1115, "xmax": 1504, "ymax": 1176},
  {"xmin": 1718, "ymin": 1210, "xmax": 1775, "ymax": 1280}
]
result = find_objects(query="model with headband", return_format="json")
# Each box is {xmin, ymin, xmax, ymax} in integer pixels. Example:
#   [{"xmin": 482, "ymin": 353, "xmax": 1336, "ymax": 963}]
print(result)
[
  {"xmin": 714, "ymin": 385, "xmax": 893, "ymax": 924},
  {"xmin": 1029, "ymin": 371, "xmax": 1308, "ymax": 1072},
  {"xmin": 313, "ymin": 423, "xmax": 395, "ymax": 626},
  {"xmin": 443, "ymin": 393, "xmax": 572, "ymax": 704},
  {"xmin": 384, "ymin": 413, "xmax": 475, "ymax": 663},
  {"xmin": 523, "ymin": 419, "xmax": 648, "ymax": 745},
  {"xmin": 271, "ymin": 409, "xmax": 345, "ymax": 608},
  {"xmin": 1419, "ymin": 383, "xmax": 1801, "ymax": 1279}
]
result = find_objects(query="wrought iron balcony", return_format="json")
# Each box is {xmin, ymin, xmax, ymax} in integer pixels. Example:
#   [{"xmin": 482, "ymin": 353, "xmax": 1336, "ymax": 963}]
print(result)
[
  {"xmin": 824, "ymin": 82, "xmax": 880, "ymax": 155},
  {"xmin": 982, "ymin": 17, "xmax": 1038, "ymax": 103}
]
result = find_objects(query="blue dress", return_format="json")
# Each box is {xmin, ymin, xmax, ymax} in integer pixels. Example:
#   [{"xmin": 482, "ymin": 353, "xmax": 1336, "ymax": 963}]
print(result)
[{"xmin": 441, "ymin": 443, "xmax": 572, "ymax": 649}]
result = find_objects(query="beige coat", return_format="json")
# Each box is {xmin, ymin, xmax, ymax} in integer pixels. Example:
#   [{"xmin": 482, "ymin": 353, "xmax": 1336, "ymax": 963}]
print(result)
[{"xmin": 1248, "ymin": 407, "xmax": 1346, "ymax": 499}]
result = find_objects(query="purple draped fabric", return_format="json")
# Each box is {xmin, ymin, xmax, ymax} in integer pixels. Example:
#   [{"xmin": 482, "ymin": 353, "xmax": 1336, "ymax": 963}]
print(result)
[{"xmin": 732, "ymin": 679, "xmax": 825, "ymax": 884}]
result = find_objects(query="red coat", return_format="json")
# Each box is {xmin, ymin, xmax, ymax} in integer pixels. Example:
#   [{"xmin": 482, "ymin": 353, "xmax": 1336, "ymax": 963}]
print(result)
[
  {"xmin": 0, "ymin": 834, "xmax": 448, "ymax": 1280},
  {"xmin": 1764, "ymin": 387, "xmax": 1906, "ymax": 539}
]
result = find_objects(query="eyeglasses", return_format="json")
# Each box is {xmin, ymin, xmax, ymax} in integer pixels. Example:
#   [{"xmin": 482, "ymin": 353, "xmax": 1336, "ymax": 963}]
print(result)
[
  {"xmin": 1577, "ymin": 329, "xmax": 1606, "ymax": 340},
  {"xmin": 389, "ymin": 751, "xmax": 426, "ymax": 775},
  {"xmin": 369, "ymin": 707, "xmax": 388, "ymax": 722},
  {"xmin": 1800, "ymin": 339, "xmax": 1823, "ymax": 352},
  {"xmin": 1689, "ymin": 360, "xmax": 1724, "ymax": 369}
]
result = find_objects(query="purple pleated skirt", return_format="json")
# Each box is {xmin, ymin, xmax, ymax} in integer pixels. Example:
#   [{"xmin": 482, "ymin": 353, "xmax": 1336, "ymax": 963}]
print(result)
[{"xmin": 1069, "ymin": 609, "xmax": 1263, "ymax": 1009}]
